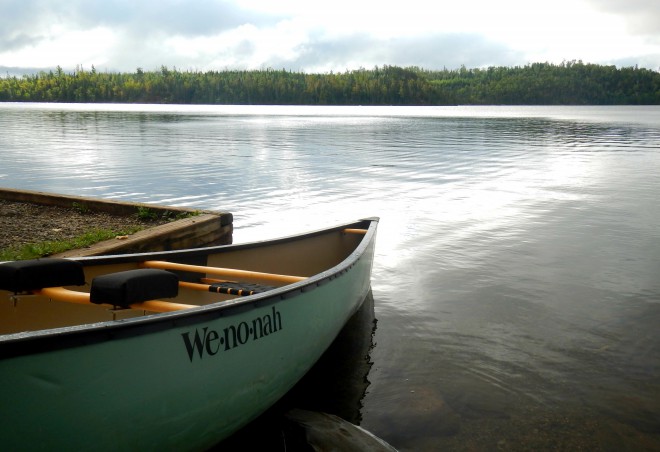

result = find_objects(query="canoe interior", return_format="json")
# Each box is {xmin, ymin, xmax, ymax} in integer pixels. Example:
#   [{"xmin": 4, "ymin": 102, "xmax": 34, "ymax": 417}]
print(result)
[{"xmin": 0, "ymin": 220, "xmax": 372, "ymax": 335}]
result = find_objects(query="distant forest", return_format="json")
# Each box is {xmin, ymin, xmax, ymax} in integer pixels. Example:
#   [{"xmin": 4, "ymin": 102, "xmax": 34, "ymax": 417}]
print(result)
[{"xmin": 1, "ymin": 61, "xmax": 658, "ymax": 105}]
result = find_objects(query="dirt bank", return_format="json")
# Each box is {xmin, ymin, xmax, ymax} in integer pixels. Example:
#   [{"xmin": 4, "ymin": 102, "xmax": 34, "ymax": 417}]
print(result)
[{"xmin": 0, "ymin": 200, "xmax": 164, "ymax": 251}]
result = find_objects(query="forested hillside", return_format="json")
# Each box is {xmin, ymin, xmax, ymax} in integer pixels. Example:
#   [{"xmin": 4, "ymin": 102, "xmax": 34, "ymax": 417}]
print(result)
[
  {"xmin": 425, "ymin": 61, "xmax": 659, "ymax": 104},
  {"xmin": 1, "ymin": 61, "xmax": 658, "ymax": 105}
]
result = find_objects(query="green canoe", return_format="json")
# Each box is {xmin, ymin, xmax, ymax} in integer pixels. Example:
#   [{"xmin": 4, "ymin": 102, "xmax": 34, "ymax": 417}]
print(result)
[{"xmin": 0, "ymin": 218, "xmax": 378, "ymax": 450}]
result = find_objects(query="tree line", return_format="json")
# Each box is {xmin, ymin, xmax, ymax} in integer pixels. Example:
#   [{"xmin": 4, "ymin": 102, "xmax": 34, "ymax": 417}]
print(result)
[{"xmin": 1, "ymin": 61, "xmax": 658, "ymax": 105}]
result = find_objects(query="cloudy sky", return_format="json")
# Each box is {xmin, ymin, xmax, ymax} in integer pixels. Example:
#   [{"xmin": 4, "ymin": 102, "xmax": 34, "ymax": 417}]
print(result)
[{"xmin": 1, "ymin": 0, "xmax": 659, "ymax": 75}]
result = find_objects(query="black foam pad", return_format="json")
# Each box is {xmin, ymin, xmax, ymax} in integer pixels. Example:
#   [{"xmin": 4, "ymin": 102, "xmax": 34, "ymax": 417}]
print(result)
[
  {"xmin": 90, "ymin": 269, "xmax": 178, "ymax": 308},
  {"xmin": 0, "ymin": 258, "xmax": 85, "ymax": 292}
]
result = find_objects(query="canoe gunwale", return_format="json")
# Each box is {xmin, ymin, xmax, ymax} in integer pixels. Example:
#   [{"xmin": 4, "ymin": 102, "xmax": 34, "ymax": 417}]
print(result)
[{"xmin": 0, "ymin": 218, "xmax": 378, "ymax": 359}]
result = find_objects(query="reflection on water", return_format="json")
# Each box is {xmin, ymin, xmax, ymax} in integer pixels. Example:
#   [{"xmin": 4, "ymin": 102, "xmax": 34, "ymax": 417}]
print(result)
[
  {"xmin": 214, "ymin": 291, "xmax": 377, "ymax": 450},
  {"xmin": 1, "ymin": 104, "xmax": 660, "ymax": 450}
]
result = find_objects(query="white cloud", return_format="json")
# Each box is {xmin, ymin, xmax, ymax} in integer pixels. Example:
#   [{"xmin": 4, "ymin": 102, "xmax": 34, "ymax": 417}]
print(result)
[
  {"xmin": 1, "ymin": 25, "xmax": 117, "ymax": 69},
  {"xmin": 0, "ymin": 0, "xmax": 658, "ymax": 73}
]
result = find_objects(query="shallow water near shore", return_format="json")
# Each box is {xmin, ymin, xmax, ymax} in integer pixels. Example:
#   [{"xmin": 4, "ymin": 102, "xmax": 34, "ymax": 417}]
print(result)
[{"xmin": 1, "ymin": 103, "xmax": 660, "ymax": 450}]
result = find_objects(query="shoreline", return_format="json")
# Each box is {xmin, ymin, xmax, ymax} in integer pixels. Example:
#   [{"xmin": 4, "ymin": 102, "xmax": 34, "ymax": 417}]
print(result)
[{"xmin": 0, "ymin": 189, "xmax": 233, "ymax": 259}]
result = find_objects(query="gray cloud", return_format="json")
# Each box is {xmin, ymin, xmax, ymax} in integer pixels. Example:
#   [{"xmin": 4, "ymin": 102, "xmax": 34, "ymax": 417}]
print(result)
[
  {"xmin": 0, "ymin": 33, "xmax": 43, "ymax": 52},
  {"xmin": 610, "ymin": 54, "xmax": 660, "ymax": 70},
  {"xmin": 0, "ymin": 0, "xmax": 277, "ymax": 50},
  {"xmin": 71, "ymin": 0, "xmax": 278, "ymax": 36},
  {"xmin": 264, "ymin": 33, "xmax": 523, "ymax": 72},
  {"xmin": 0, "ymin": 1, "xmax": 45, "ymax": 48},
  {"xmin": 586, "ymin": 0, "xmax": 660, "ymax": 36}
]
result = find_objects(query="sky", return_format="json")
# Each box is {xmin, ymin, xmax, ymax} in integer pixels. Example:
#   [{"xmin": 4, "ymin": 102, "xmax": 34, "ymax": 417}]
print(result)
[{"xmin": 1, "ymin": 0, "xmax": 659, "ymax": 75}]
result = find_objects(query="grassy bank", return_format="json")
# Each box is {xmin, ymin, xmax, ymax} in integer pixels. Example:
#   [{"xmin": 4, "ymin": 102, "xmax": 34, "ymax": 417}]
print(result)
[{"xmin": 0, "ymin": 226, "xmax": 144, "ymax": 261}]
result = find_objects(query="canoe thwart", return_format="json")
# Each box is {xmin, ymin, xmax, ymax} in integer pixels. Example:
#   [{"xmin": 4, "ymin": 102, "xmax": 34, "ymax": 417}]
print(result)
[
  {"xmin": 0, "ymin": 258, "xmax": 85, "ymax": 293},
  {"xmin": 35, "ymin": 286, "xmax": 195, "ymax": 313},
  {"xmin": 36, "ymin": 287, "xmax": 92, "ymax": 305},
  {"xmin": 90, "ymin": 269, "xmax": 179, "ymax": 308},
  {"xmin": 141, "ymin": 260, "xmax": 307, "ymax": 285},
  {"xmin": 128, "ymin": 299, "xmax": 197, "ymax": 312},
  {"xmin": 179, "ymin": 279, "xmax": 275, "ymax": 297},
  {"xmin": 343, "ymin": 228, "xmax": 368, "ymax": 235}
]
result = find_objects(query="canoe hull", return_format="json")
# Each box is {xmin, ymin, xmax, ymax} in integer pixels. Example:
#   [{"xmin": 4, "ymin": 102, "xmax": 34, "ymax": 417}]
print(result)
[{"xmin": 0, "ymin": 219, "xmax": 377, "ymax": 450}]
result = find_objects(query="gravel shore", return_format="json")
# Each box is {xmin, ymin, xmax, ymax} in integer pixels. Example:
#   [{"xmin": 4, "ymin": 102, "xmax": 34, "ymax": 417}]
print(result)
[{"xmin": 0, "ymin": 200, "xmax": 163, "ymax": 251}]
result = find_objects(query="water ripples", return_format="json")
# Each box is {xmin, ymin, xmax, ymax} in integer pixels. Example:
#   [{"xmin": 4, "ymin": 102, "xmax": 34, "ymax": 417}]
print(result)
[{"xmin": 2, "ymin": 104, "xmax": 660, "ymax": 449}]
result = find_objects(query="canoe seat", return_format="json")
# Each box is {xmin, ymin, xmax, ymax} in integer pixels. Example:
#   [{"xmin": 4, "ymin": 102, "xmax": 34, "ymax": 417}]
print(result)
[
  {"xmin": 0, "ymin": 258, "xmax": 85, "ymax": 292},
  {"xmin": 90, "ymin": 269, "xmax": 179, "ymax": 309}
]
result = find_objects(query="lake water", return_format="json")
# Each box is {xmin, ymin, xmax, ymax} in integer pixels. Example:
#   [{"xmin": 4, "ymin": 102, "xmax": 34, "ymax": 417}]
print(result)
[{"xmin": 1, "ymin": 103, "xmax": 660, "ymax": 450}]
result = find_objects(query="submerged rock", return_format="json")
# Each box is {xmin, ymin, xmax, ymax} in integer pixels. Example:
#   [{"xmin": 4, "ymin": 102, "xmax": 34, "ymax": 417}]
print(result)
[{"xmin": 283, "ymin": 409, "xmax": 397, "ymax": 452}]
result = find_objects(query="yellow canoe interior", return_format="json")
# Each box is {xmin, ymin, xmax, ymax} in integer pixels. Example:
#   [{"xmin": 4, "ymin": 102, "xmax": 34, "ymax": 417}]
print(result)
[{"xmin": 0, "ymin": 225, "xmax": 370, "ymax": 335}]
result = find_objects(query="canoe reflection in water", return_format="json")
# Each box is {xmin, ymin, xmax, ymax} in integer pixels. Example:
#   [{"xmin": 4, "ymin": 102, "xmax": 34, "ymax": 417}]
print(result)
[{"xmin": 216, "ymin": 291, "xmax": 396, "ymax": 451}]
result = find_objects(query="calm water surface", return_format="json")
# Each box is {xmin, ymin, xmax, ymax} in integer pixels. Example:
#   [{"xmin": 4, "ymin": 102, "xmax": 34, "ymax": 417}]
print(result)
[{"xmin": 2, "ymin": 103, "xmax": 660, "ymax": 450}]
